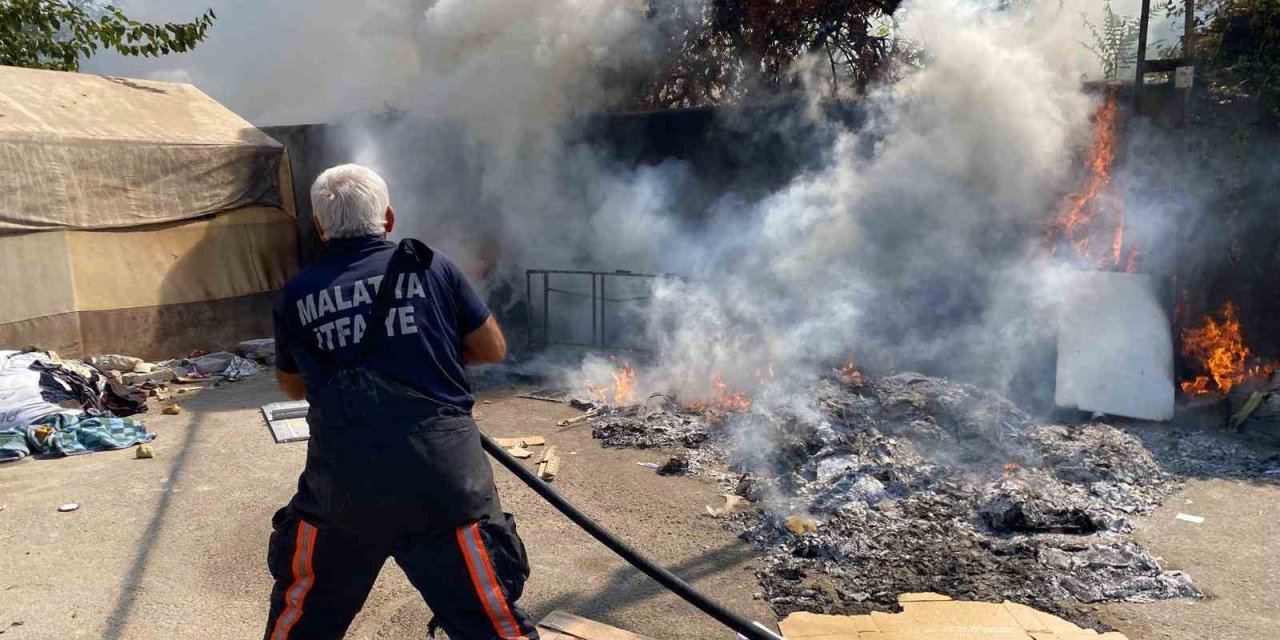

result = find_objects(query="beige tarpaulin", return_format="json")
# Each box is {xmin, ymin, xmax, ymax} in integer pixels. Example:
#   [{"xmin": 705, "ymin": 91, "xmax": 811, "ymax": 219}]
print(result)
[
  {"xmin": 0, "ymin": 206, "xmax": 296, "ymax": 327},
  {"xmin": 0, "ymin": 66, "xmax": 298, "ymax": 357},
  {"xmin": 0, "ymin": 65, "xmax": 286, "ymax": 231}
]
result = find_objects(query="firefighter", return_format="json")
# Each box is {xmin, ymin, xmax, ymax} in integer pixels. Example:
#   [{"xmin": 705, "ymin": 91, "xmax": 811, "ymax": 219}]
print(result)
[{"xmin": 264, "ymin": 163, "xmax": 538, "ymax": 640}]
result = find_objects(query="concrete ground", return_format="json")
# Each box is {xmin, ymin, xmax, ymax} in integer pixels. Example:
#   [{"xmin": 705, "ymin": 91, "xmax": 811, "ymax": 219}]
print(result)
[
  {"xmin": 0, "ymin": 376, "xmax": 772, "ymax": 640},
  {"xmin": 0, "ymin": 374, "xmax": 1277, "ymax": 640},
  {"xmin": 1095, "ymin": 479, "xmax": 1280, "ymax": 639}
]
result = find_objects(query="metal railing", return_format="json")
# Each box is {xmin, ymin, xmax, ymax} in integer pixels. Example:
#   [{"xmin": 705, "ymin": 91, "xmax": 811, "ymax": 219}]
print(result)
[{"xmin": 525, "ymin": 269, "xmax": 669, "ymax": 349}]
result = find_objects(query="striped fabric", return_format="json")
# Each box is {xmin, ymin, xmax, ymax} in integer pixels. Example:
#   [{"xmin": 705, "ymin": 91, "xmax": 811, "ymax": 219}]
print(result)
[
  {"xmin": 456, "ymin": 523, "xmax": 528, "ymax": 640},
  {"xmin": 270, "ymin": 521, "xmax": 318, "ymax": 640}
]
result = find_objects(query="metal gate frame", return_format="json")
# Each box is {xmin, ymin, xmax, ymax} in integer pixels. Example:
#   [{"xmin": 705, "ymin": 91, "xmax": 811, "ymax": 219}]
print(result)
[{"xmin": 525, "ymin": 269, "xmax": 665, "ymax": 349}]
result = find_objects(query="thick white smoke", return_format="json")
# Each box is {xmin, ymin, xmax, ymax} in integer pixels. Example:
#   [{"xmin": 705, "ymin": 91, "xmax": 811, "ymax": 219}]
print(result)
[
  {"xmin": 622, "ymin": 0, "xmax": 1099, "ymax": 408},
  {"xmin": 91, "ymin": 0, "xmax": 1117, "ymax": 404}
]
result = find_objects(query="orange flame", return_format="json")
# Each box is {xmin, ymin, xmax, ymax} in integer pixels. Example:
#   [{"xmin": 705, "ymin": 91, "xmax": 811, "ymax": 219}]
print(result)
[
  {"xmin": 1180, "ymin": 302, "xmax": 1252, "ymax": 396},
  {"xmin": 839, "ymin": 360, "xmax": 863, "ymax": 386},
  {"xmin": 612, "ymin": 362, "xmax": 637, "ymax": 405},
  {"xmin": 1051, "ymin": 92, "xmax": 1137, "ymax": 272},
  {"xmin": 583, "ymin": 358, "xmax": 639, "ymax": 406},
  {"xmin": 688, "ymin": 372, "xmax": 752, "ymax": 413}
]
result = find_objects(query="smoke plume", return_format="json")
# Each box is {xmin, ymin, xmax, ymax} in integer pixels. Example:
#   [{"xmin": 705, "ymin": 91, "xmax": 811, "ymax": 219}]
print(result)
[{"xmin": 91, "ymin": 0, "xmax": 1130, "ymax": 402}]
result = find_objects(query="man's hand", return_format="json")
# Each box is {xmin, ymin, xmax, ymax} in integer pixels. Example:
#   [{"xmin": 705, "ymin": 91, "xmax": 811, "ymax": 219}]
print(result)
[
  {"xmin": 276, "ymin": 370, "xmax": 308, "ymax": 400},
  {"xmin": 462, "ymin": 315, "xmax": 506, "ymax": 365}
]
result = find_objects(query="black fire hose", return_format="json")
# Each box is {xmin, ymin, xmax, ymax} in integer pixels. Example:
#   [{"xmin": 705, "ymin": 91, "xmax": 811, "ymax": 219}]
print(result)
[{"xmin": 479, "ymin": 432, "xmax": 786, "ymax": 640}]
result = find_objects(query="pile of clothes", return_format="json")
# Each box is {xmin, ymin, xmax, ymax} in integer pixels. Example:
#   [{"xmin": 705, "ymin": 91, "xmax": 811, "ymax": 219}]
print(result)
[{"xmin": 0, "ymin": 349, "xmax": 152, "ymax": 462}]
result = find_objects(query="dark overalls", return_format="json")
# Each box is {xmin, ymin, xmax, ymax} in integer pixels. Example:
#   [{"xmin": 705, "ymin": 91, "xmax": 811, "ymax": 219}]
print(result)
[{"xmin": 264, "ymin": 239, "xmax": 538, "ymax": 640}]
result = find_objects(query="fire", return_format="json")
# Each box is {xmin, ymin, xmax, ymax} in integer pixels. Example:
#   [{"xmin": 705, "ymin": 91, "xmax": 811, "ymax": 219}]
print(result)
[
  {"xmin": 1002, "ymin": 462, "xmax": 1021, "ymax": 478},
  {"xmin": 839, "ymin": 360, "xmax": 863, "ymax": 386},
  {"xmin": 612, "ymin": 361, "xmax": 637, "ymax": 405},
  {"xmin": 583, "ymin": 358, "xmax": 639, "ymax": 406},
  {"xmin": 688, "ymin": 372, "xmax": 752, "ymax": 413},
  {"xmin": 1179, "ymin": 302, "xmax": 1254, "ymax": 396},
  {"xmin": 1050, "ymin": 92, "xmax": 1137, "ymax": 272}
]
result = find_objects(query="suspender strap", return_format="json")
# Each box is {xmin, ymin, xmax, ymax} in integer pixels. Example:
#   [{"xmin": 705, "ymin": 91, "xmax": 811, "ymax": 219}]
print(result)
[{"xmin": 355, "ymin": 239, "xmax": 434, "ymax": 360}]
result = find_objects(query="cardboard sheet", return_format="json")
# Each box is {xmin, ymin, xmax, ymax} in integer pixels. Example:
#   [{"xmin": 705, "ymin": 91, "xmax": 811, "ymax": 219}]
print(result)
[
  {"xmin": 537, "ymin": 611, "xmax": 654, "ymax": 640},
  {"xmin": 777, "ymin": 593, "xmax": 1128, "ymax": 640}
]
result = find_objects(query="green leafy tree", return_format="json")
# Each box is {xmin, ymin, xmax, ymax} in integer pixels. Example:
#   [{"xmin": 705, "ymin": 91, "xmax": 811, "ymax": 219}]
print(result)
[
  {"xmin": 1180, "ymin": 0, "xmax": 1280, "ymax": 116},
  {"xmin": 0, "ymin": 0, "xmax": 214, "ymax": 72},
  {"xmin": 633, "ymin": 0, "xmax": 904, "ymax": 109},
  {"xmin": 1082, "ymin": 1, "xmax": 1140, "ymax": 81}
]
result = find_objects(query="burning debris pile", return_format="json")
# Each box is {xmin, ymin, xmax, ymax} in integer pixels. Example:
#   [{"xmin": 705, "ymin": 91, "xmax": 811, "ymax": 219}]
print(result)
[
  {"xmin": 1180, "ymin": 301, "xmax": 1278, "ymax": 397},
  {"xmin": 576, "ymin": 369, "xmax": 1220, "ymax": 628}
]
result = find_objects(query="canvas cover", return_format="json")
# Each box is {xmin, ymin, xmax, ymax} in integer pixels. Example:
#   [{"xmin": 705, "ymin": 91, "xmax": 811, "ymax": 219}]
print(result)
[
  {"xmin": 0, "ymin": 66, "xmax": 298, "ymax": 357},
  {"xmin": 0, "ymin": 66, "xmax": 287, "ymax": 231},
  {"xmin": 0, "ymin": 206, "xmax": 297, "ymax": 357}
]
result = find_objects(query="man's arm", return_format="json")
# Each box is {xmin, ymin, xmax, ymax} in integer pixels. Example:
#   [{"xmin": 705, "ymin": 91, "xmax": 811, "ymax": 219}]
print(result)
[
  {"xmin": 271, "ymin": 290, "xmax": 308, "ymax": 400},
  {"xmin": 276, "ymin": 370, "xmax": 308, "ymax": 400},
  {"xmin": 462, "ymin": 315, "xmax": 506, "ymax": 365}
]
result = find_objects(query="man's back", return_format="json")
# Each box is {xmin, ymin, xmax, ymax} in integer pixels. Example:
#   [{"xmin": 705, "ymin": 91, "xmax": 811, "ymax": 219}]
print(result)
[
  {"xmin": 262, "ymin": 165, "xmax": 537, "ymax": 640},
  {"xmin": 273, "ymin": 235, "xmax": 491, "ymax": 410}
]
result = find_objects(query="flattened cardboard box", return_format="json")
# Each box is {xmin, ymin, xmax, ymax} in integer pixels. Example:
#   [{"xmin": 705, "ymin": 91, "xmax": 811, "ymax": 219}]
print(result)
[{"xmin": 778, "ymin": 593, "xmax": 1128, "ymax": 640}]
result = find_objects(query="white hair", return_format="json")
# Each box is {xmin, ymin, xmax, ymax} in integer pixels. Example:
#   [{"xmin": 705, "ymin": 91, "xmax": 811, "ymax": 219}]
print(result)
[{"xmin": 310, "ymin": 164, "xmax": 391, "ymax": 239}]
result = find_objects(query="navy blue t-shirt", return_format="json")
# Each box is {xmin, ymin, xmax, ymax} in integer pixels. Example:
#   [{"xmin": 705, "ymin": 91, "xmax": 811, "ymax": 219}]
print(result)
[{"xmin": 273, "ymin": 235, "xmax": 491, "ymax": 410}]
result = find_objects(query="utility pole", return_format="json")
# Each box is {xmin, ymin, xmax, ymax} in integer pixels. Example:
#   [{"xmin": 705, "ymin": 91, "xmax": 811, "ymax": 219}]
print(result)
[
  {"xmin": 1134, "ymin": 0, "xmax": 1152, "ymax": 110},
  {"xmin": 1181, "ymin": 0, "xmax": 1196, "ymax": 124}
]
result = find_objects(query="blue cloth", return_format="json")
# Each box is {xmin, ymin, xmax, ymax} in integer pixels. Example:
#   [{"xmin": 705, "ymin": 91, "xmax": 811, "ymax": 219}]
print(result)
[
  {"xmin": 274, "ymin": 235, "xmax": 491, "ymax": 410},
  {"xmin": 0, "ymin": 411, "xmax": 153, "ymax": 461}
]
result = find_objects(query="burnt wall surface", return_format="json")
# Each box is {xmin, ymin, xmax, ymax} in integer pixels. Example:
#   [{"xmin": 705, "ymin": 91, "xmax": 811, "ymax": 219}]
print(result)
[{"xmin": 1110, "ymin": 83, "xmax": 1280, "ymax": 363}]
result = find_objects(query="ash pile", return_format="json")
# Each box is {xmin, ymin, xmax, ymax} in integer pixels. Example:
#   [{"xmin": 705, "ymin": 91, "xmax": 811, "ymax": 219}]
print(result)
[{"xmin": 581, "ymin": 371, "xmax": 1240, "ymax": 628}]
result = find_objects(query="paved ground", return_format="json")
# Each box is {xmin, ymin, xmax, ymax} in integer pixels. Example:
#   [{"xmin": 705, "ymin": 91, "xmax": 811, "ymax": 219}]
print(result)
[
  {"xmin": 1095, "ymin": 478, "xmax": 1280, "ymax": 640},
  {"xmin": 0, "ymin": 375, "xmax": 772, "ymax": 640},
  {"xmin": 1, "ymin": 374, "xmax": 1277, "ymax": 640}
]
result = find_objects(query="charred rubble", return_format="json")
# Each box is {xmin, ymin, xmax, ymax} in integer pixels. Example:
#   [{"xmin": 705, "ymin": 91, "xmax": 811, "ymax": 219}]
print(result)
[{"xmin": 582, "ymin": 372, "xmax": 1242, "ymax": 629}]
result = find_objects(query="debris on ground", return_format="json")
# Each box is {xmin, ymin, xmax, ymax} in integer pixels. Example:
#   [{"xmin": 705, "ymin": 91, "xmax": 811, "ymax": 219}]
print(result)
[
  {"xmin": 11, "ymin": 412, "xmax": 153, "ymax": 459},
  {"xmin": 163, "ymin": 405, "xmax": 182, "ymax": 415},
  {"xmin": 122, "ymin": 367, "xmax": 177, "ymax": 386},
  {"xmin": 518, "ymin": 388, "xmax": 571, "ymax": 403},
  {"xmin": 0, "ymin": 341, "xmax": 272, "ymax": 463},
  {"xmin": 135, "ymin": 444, "xmax": 154, "ymax": 459},
  {"xmin": 785, "ymin": 513, "xmax": 819, "ymax": 535},
  {"xmin": 574, "ymin": 371, "xmax": 1242, "ymax": 629},
  {"xmin": 221, "ymin": 355, "xmax": 260, "ymax": 382},
  {"xmin": 191, "ymin": 351, "xmax": 237, "ymax": 375},
  {"xmin": 85, "ymin": 355, "xmax": 142, "ymax": 372},
  {"xmin": 1174, "ymin": 513, "xmax": 1204, "ymax": 524},
  {"xmin": 494, "ymin": 436, "xmax": 546, "ymax": 448},
  {"xmin": 237, "ymin": 338, "xmax": 276, "ymax": 364},
  {"xmin": 537, "ymin": 445, "xmax": 561, "ymax": 481},
  {"xmin": 508, "ymin": 446, "xmax": 533, "ymax": 459},
  {"xmin": 57, "ymin": 503, "xmax": 78, "ymax": 512},
  {"xmin": 559, "ymin": 410, "xmax": 602, "ymax": 427},
  {"xmin": 657, "ymin": 454, "xmax": 696, "ymax": 476},
  {"xmin": 705, "ymin": 494, "xmax": 749, "ymax": 518}
]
